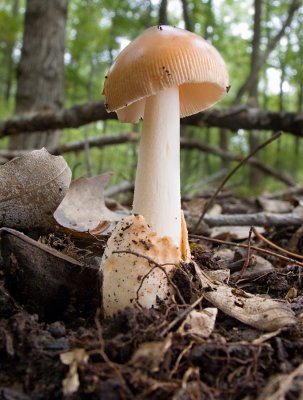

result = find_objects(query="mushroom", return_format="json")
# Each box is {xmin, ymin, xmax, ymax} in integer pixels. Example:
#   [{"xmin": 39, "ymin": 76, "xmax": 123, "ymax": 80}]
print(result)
[{"xmin": 101, "ymin": 25, "xmax": 229, "ymax": 316}]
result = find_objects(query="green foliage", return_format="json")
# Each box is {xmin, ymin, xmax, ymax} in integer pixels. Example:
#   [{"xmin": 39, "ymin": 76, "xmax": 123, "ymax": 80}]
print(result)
[{"xmin": 1, "ymin": 0, "xmax": 303, "ymax": 193}]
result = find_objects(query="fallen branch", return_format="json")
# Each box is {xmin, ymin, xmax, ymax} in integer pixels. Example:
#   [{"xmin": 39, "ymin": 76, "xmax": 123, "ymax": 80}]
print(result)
[
  {"xmin": 0, "ymin": 133, "xmax": 295, "ymax": 186},
  {"xmin": 252, "ymin": 227, "xmax": 303, "ymax": 260},
  {"xmin": 186, "ymin": 212, "xmax": 303, "ymax": 228},
  {"xmin": 0, "ymin": 102, "xmax": 302, "ymax": 138},
  {"xmin": 190, "ymin": 233, "xmax": 303, "ymax": 267},
  {"xmin": 104, "ymin": 180, "xmax": 134, "ymax": 198},
  {"xmin": 193, "ymin": 131, "xmax": 284, "ymax": 231}
]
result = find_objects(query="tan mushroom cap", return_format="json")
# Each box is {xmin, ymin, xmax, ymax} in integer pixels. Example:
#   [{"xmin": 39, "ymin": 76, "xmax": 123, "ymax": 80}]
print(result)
[{"xmin": 103, "ymin": 25, "xmax": 229, "ymax": 122}]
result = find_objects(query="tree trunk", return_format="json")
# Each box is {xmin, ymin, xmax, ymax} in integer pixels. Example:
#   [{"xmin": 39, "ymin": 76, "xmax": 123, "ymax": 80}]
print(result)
[
  {"xmin": 294, "ymin": 25, "xmax": 303, "ymax": 163},
  {"xmin": 181, "ymin": 0, "xmax": 193, "ymax": 32},
  {"xmin": 4, "ymin": 0, "xmax": 20, "ymax": 104},
  {"xmin": 158, "ymin": 0, "xmax": 168, "ymax": 25},
  {"xmin": 9, "ymin": 0, "xmax": 68, "ymax": 151},
  {"xmin": 247, "ymin": 0, "xmax": 262, "ymax": 187},
  {"xmin": 234, "ymin": 0, "xmax": 299, "ymax": 106}
]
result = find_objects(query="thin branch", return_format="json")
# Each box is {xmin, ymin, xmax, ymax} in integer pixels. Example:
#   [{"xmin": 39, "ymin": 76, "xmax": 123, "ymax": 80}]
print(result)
[
  {"xmin": 234, "ymin": 0, "xmax": 300, "ymax": 104},
  {"xmin": 235, "ymin": 227, "xmax": 253, "ymax": 282},
  {"xmin": 186, "ymin": 212, "xmax": 303, "ymax": 229},
  {"xmin": 190, "ymin": 234, "xmax": 303, "ymax": 268},
  {"xmin": 252, "ymin": 227, "xmax": 303, "ymax": 260},
  {"xmin": 0, "ymin": 102, "xmax": 302, "ymax": 138},
  {"xmin": 194, "ymin": 131, "xmax": 282, "ymax": 231},
  {"xmin": 0, "ymin": 132, "xmax": 294, "ymax": 186},
  {"xmin": 112, "ymin": 250, "xmax": 186, "ymax": 305}
]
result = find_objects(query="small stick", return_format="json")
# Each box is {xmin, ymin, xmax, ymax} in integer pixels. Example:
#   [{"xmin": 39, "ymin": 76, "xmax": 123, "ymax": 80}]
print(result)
[
  {"xmin": 160, "ymin": 295, "xmax": 204, "ymax": 338},
  {"xmin": 93, "ymin": 310, "xmax": 130, "ymax": 390},
  {"xmin": 112, "ymin": 250, "xmax": 186, "ymax": 305},
  {"xmin": 235, "ymin": 227, "xmax": 253, "ymax": 282},
  {"xmin": 252, "ymin": 227, "xmax": 303, "ymax": 260},
  {"xmin": 194, "ymin": 131, "xmax": 282, "ymax": 232},
  {"xmin": 190, "ymin": 234, "xmax": 303, "ymax": 267}
]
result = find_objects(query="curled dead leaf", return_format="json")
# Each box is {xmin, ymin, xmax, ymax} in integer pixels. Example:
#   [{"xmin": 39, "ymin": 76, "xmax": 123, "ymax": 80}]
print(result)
[
  {"xmin": 193, "ymin": 263, "xmax": 297, "ymax": 331},
  {"xmin": 0, "ymin": 148, "xmax": 71, "ymax": 230},
  {"xmin": 54, "ymin": 173, "xmax": 123, "ymax": 237},
  {"xmin": 177, "ymin": 308, "xmax": 218, "ymax": 338},
  {"xmin": 60, "ymin": 349, "xmax": 89, "ymax": 396},
  {"xmin": 130, "ymin": 335, "xmax": 172, "ymax": 372}
]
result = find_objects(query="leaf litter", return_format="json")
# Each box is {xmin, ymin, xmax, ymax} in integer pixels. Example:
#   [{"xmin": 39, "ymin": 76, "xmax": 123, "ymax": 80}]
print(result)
[{"xmin": 0, "ymin": 151, "xmax": 303, "ymax": 399}]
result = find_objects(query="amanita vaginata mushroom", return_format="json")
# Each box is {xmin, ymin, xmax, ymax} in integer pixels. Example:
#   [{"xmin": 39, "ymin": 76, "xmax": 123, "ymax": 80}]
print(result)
[{"xmin": 101, "ymin": 25, "xmax": 229, "ymax": 316}]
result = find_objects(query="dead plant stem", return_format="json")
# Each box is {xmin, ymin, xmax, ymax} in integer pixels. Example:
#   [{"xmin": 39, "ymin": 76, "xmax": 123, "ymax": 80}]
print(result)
[
  {"xmin": 194, "ymin": 131, "xmax": 282, "ymax": 232},
  {"xmin": 190, "ymin": 234, "xmax": 303, "ymax": 267}
]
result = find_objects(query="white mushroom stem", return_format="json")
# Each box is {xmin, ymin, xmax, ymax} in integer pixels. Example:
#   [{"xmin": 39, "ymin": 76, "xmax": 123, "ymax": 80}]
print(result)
[{"xmin": 133, "ymin": 86, "xmax": 181, "ymax": 247}]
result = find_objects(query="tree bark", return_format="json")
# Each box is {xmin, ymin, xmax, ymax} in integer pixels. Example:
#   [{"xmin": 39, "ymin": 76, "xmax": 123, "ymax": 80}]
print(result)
[
  {"xmin": 246, "ymin": 0, "xmax": 262, "ymax": 187},
  {"xmin": 234, "ymin": 0, "xmax": 300, "ymax": 105},
  {"xmin": 9, "ymin": 0, "xmax": 68, "ymax": 151},
  {"xmin": 186, "ymin": 212, "xmax": 303, "ymax": 228},
  {"xmin": 1, "ymin": 102, "xmax": 303, "ymax": 138},
  {"xmin": 158, "ymin": 0, "xmax": 168, "ymax": 25},
  {"xmin": 181, "ymin": 0, "xmax": 193, "ymax": 31},
  {"xmin": 0, "ymin": 133, "xmax": 295, "ymax": 186},
  {"xmin": 4, "ymin": 0, "xmax": 20, "ymax": 103}
]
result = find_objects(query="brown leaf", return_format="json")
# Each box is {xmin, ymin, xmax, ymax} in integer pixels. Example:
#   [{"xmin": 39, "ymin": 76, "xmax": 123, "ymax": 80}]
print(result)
[
  {"xmin": 177, "ymin": 308, "xmax": 218, "ymax": 338},
  {"xmin": 194, "ymin": 262, "xmax": 297, "ymax": 331},
  {"xmin": 130, "ymin": 335, "xmax": 172, "ymax": 372},
  {"xmin": 60, "ymin": 348, "xmax": 89, "ymax": 396},
  {"xmin": 257, "ymin": 197, "xmax": 294, "ymax": 213},
  {"xmin": 0, "ymin": 148, "xmax": 71, "ymax": 230},
  {"xmin": 210, "ymin": 226, "xmax": 265, "ymax": 240},
  {"xmin": 54, "ymin": 173, "xmax": 123, "ymax": 237}
]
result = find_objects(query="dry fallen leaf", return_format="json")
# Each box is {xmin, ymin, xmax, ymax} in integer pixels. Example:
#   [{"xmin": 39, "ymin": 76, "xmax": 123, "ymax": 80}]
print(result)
[
  {"xmin": 210, "ymin": 226, "xmax": 265, "ymax": 240},
  {"xmin": 183, "ymin": 198, "xmax": 222, "ymax": 216},
  {"xmin": 257, "ymin": 197, "xmax": 294, "ymax": 213},
  {"xmin": 54, "ymin": 173, "xmax": 123, "ymax": 237},
  {"xmin": 130, "ymin": 335, "xmax": 172, "ymax": 372},
  {"xmin": 235, "ymin": 254, "xmax": 275, "ymax": 282},
  {"xmin": 194, "ymin": 262, "xmax": 297, "ymax": 331},
  {"xmin": 60, "ymin": 348, "xmax": 89, "ymax": 396},
  {"xmin": 206, "ymin": 269, "xmax": 230, "ymax": 283},
  {"xmin": 177, "ymin": 308, "xmax": 218, "ymax": 338},
  {"xmin": 0, "ymin": 148, "xmax": 71, "ymax": 230}
]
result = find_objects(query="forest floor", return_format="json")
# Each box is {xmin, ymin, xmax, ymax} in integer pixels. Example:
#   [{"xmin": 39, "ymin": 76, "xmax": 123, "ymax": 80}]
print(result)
[{"xmin": 0, "ymin": 192, "xmax": 303, "ymax": 400}]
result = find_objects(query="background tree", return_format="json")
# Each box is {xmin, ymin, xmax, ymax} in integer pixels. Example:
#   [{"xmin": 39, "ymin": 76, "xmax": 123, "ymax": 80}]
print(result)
[
  {"xmin": 1, "ymin": 0, "xmax": 303, "ymax": 195},
  {"xmin": 9, "ymin": 0, "xmax": 68, "ymax": 150}
]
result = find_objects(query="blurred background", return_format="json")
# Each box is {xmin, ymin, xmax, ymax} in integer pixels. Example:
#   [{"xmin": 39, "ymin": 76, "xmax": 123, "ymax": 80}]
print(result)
[{"xmin": 0, "ymin": 0, "xmax": 302, "ymax": 197}]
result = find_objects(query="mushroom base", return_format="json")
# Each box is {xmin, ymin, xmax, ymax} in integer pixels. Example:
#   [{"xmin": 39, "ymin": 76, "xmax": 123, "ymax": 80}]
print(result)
[{"xmin": 100, "ymin": 214, "xmax": 189, "ymax": 316}]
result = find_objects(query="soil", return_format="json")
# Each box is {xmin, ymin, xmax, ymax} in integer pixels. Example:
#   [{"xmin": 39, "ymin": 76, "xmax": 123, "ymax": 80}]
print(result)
[{"xmin": 1, "ymin": 199, "xmax": 303, "ymax": 399}]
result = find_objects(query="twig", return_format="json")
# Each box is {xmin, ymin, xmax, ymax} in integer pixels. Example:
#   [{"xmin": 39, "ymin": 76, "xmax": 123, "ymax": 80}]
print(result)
[
  {"xmin": 235, "ymin": 227, "xmax": 253, "ymax": 282},
  {"xmin": 190, "ymin": 234, "xmax": 303, "ymax": 267},
  {"xmin": 1, "ymin": 102, "xmax": 303, "ymax": 137},
  {"xmin": 186, "ymin": 212, "xmax": 303, "ymax": 229},
  {"xmin": 194, "ymin": 131, "xmax": 282, "ymax": 232},
  {"xmin": 169, "ymin": 341, "xmax": 195, "ymax": 378},
  {"xmin": 93, "ymin": 309, "xmax": 130, "ymax": 390},
  {"xmin": 160, "ymin": 295, "xmax": 204, "ymax": 338},
  {"xmin": 112, "ymin": 250, "xmax": 186, "ymax": 305},
  {"xmin": 252, "ymin": 227, "xmax": 303, "ymax": 260}
]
